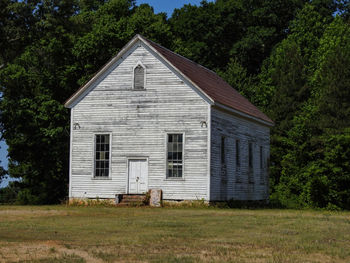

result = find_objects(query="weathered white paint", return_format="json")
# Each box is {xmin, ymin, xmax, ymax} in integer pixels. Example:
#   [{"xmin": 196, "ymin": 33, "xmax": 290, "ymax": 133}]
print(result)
[
  {"xmin": 128, "ymin": 159, "xmax": 148, "ymax": 194},
  {"xmin": 69, "ymin": 107, "xmax": 73, "ymax": 197},
  {"xmin": 65, "ymin": 35, "xmax": 214, "ymax": 108},
  {"xmin": 207, "ymin": 104, "xmax": 211, "ymax": 201},
  {"xmin": 210, "ymin": 107, "xmax": 270, "ymax": 201},
  {"xmin": 68, "ymin": 39, "xmax": 270, "ymax": 202},
  {"xmin": 70, "ymin": 41, "xmax": 209, "ymax": 200}
]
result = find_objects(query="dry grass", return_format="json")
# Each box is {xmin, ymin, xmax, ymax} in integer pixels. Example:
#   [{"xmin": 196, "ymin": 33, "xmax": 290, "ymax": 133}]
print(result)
[{"xmin": 0, "ymin": 206, "xmax": 349, "ymax": 262}]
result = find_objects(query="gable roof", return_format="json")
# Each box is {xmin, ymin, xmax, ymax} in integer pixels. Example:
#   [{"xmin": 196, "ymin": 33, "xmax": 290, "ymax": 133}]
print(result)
[{"xmin": 65, "ymin": 34, "xmax": 273, "ymax": 126}]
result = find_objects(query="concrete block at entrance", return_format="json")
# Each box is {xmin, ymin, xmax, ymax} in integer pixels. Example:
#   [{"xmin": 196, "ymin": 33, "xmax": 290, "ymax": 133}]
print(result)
[{"xmin": 149, "ymin": 189, "xmax": 162, "ymax": 207}]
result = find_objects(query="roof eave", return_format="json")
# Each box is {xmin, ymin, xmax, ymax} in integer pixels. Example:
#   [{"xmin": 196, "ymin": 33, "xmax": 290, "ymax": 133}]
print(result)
[
  {"xmin": 214, "ymin": 102, "xmax": 274, "ymax": 127},
  {"xmin": 64, "ymin": 34, "xmax": 143, "ymax": 108},
  {"xmin": 64, "ymin": 34, "xmax": 215, "ymax": 108}
]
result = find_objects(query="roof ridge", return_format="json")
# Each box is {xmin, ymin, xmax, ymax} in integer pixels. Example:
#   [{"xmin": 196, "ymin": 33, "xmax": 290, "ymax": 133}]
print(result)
[
  {"xmin": 141, "ymin": 36, "xmax": 221, "ymax": 78},
  {"xmin": 65, "ymin": 34, "xmax": 273, "ymax": 125}
]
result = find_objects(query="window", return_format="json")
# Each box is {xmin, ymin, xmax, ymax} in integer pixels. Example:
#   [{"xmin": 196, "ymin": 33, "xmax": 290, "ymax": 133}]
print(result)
[
  {"xmin": 235, "ymin": 140, "xmax": 240, "ymax": 167},
  {"xmin": 260, "ymin": 146, "xmax": 265, "ymax": 185},
  {"xmin": 260, "ymin": 146, "xmax": 263, "ymax": 169},
  {"xmin": 221, "ymin": 136, "xmax": 225, "ymax": 164},
  {"xmin": 248, "ymin": 142, "xmax": 253, "ymax": 169},
  {"xmin": 95, "ymin": 134, "xmax": 110, "ymax": 177},
  {"xmin": 167, "ymin": 134, "xmax": 183, "ymax": 178},
  {"xmin": 134, "ymin": 64, "xmax": 145, "ymax": 89}
]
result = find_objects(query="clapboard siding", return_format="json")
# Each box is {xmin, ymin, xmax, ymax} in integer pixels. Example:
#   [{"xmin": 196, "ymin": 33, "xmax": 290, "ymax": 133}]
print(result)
[
  {"xmin": 70, "ymin": 41, "xmax": 209, "ymax": 200},
  {"xmin": 210, "ymin": 108, "xmax": 270, "ymax": 201}
]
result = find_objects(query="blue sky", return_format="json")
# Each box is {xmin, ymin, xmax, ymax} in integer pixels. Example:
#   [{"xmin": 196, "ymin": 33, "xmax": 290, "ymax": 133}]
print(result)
[
  {"xmin": 0, "ymin": 0, "xmax": 214, "ymax": 188},
  {"xmin": 136, "ymin": 0, "xmax": 213, "ymax": 16}
]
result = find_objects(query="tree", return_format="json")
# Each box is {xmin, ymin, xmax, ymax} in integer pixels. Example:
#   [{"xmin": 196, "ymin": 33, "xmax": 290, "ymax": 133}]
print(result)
[
  {"xmin": 170, "ymin": 0, "xmax": 305, "ymax": 74},
  {"xmin": 0, "ymin": 0, "xmax": 172, "ymax": 204},
  {"xmin": 0, "ymin": 0, "xmax": 40, "ymax": 67},
  {"xmin": 272, "ymin": 16, "xmax": 350, "ymax": 209}
]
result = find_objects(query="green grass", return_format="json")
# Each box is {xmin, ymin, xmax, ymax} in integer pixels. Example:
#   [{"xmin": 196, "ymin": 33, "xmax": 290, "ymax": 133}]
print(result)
[{"xmin": 0, "ymin": 206, "xmax": 350, "ymax": 262}]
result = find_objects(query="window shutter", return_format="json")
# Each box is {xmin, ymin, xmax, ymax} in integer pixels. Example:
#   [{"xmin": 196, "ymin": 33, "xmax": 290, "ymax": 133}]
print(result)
[{"xmin": 134, "ymin": 65, "xmax": 144, "ymax": 89}]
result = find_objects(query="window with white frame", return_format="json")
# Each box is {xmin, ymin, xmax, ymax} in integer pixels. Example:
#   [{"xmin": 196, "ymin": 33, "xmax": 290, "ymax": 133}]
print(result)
[
  {"xmin": 94, "ymin": 134, "xmax": 110, "ymax": 177},
  {"xmin": 134, "ymin": 64, "xmax": 145, "ymax": 90},
  {"xmin": 167, "ymin": 134, "xmax": 183, "ymax": 178}
]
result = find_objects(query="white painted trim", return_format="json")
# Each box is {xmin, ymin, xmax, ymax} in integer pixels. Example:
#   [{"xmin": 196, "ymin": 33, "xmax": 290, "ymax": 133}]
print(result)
[
  {"xmin": 164, "ymin": 132, "xmax": 185, "ymax": 180},
  {"xmin": 65, "ymin": 35, "xmax": 214, "ymax": 108},
  {"xmin": 68, "ymin": 108, "xmax": 73, "ymax": 198},
  {"xmin": 126, "ymin": 157, "xmax": 149, "ymax": 194},
  {"xmin": 207, "ymin": 104, "xmax": 211, "ymax": 201},
  {"xmin": 64, "ymin": 36, "xmax": 142, "ymax": 108},
  {"xmin": 91, "ymin": 132, "xmax": 112, "ymax": 179},
  {"xmin": 132, "ymin": 60, "xmax": 147, "ymax": 90},
  {"xmin": 214, "ymin": 102, "xmax": 274, "ymax": 127}
]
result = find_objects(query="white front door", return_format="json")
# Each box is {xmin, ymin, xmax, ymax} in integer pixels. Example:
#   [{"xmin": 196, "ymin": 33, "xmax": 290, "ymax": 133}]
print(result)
[{"xmin": 128, "ymin": 159, "xmax": 148, "ymax": 194}]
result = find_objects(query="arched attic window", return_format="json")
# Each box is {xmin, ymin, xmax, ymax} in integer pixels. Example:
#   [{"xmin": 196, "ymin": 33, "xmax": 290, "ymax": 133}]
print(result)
[{"xmin": 134, "ymin": 63, "xmax": 145, "ymax": 90}]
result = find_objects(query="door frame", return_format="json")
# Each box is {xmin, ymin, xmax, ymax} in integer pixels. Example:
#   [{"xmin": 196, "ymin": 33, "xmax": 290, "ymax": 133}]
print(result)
[{"xmin": 126, "ymin": 157, "xmax": 149, "ymax": 194}]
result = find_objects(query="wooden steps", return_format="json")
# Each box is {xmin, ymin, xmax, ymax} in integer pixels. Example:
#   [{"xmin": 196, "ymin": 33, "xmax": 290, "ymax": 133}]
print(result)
[{"xmin": 116, "ymin": 194, "xmax": 147, "ymax": 207}]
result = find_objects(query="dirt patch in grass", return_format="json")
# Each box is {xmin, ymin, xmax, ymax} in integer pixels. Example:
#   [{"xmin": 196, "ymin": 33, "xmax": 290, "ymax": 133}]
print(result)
[{"xmin": 0, "ymin": 241, "xmax": 103, "ymax": 263}]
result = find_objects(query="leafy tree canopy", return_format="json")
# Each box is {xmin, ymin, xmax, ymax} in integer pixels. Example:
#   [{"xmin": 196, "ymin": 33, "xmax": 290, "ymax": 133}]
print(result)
[{"xmin": 0, "ymin": 0, "xmax": 349, "ymax": 208}]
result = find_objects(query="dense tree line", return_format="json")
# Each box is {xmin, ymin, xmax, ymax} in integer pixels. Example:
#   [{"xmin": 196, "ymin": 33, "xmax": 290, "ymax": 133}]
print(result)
[{"xmin": 0, "ymin": 0, "xmax": 349, "ymax": 208}]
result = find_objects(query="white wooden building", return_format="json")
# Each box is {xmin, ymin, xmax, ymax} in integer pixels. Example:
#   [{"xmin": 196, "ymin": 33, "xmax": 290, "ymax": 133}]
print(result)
[{"xmin": 64, "ymin": 34, "xmax": 274, "ymax": 202}]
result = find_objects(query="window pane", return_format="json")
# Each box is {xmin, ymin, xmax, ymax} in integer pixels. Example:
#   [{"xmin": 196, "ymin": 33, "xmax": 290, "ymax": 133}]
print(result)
[
  {"xmin": 167, "ymin": 134, "xmax": 183, "ymax": 178},
  {"xmin": 249, "ymin": 142, "xmax": 253, "ymax": 168},
  {"xmin": 173, "ymin": 168, "xmax": 178, "ymax": 177},
  {"xmin": 236, "ymin": 140, "xmax": 240, "ymax": 167},
  {"xmin": 95, "ymin": 134, "xmax": 110, "ymax": 177},
  {"xmin": 134, "ymin": 65, "xmax": 144, "ymax": 89}
]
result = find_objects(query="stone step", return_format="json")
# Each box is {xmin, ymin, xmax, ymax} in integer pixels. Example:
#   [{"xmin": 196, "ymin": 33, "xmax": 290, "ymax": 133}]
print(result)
[
  {"xmin": 122, "ymin": 195, "xmax": 145, "ymax": 199},
  {"xmin": 115, "ymin": 194, "xmax": 147, "ymax": 207},
  {"xmin": 116, "ymin": 202, "xmax": 144, "ymax": 207},
  {"xmin": 121, "ymin": 195, "xmax": 146, "ymax": 201},
  {"xmin": 123, "ymin": 195, "xmax": 144, "ymax": 198}
]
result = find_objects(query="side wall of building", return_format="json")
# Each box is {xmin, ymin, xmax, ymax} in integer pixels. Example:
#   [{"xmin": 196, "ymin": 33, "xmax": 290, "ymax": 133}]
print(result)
[
  {"xmin": 70, "ymin": 41, "xmax": 209, "ymax": 200},
  {"xmin": 210, "ymin": 108, "xmax": 270, "ymax": 201}
]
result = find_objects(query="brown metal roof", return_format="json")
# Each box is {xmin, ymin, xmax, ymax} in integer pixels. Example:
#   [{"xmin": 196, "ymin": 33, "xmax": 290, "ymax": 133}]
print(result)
[{"xmin": 144, "ymin": 37, "xmax": 273, "ymax": 124}]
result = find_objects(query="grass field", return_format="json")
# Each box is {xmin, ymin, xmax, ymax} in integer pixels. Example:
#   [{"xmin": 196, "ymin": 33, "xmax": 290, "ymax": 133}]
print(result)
[{"xmin": 0, "ymin": 206, "xmax": 349, "ymax": 263}]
